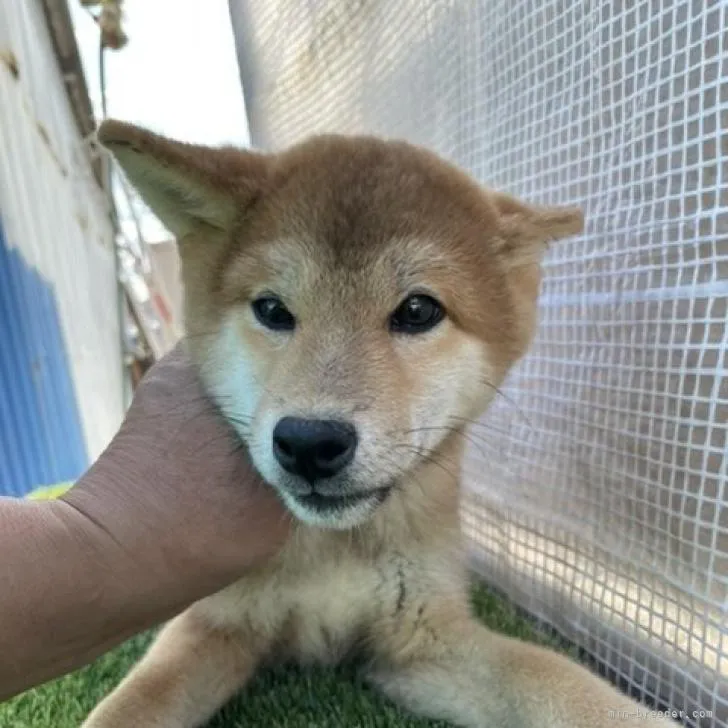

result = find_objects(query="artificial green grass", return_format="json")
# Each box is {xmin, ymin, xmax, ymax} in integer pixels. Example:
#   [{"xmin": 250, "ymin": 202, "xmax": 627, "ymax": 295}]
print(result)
[{"xmin": 1, "ymin": 583, "xmax": 571, "ymax": 728}]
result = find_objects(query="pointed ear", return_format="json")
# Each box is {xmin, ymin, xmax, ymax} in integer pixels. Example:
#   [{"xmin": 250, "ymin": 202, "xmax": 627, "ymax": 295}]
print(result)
[
  {"xmin": 491, "ymin": 190, "xmax": 584, "ymax": 266},
  {"xmin": 96, "ymin": 120, "xmax": 268, "ymax": 237}
]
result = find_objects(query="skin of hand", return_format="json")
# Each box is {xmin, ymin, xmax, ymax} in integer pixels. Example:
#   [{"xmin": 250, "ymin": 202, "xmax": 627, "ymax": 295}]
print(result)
[{"xmin": 0, "ymin": 344, "xmax": 291, "ymax": 700}]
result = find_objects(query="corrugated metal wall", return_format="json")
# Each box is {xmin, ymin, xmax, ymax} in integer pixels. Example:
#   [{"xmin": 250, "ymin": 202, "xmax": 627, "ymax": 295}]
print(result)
[{"xmin": 0, "ymin": 1, "xmax": 125, "ymax": 496}]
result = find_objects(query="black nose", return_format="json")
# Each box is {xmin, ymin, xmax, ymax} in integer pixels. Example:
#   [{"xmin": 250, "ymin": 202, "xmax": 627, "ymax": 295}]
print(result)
[{"xmin": 272, "ymin": 417, "xmax": 358, "ymax": 482}]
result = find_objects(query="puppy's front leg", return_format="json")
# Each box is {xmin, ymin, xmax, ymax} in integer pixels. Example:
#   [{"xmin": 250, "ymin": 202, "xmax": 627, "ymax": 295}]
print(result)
[
  {"xmin": 81, "ymin": 607, "xmax": 263, "ymax": 728},
  {"xmin": 370, "ymin": 602, "xmax": 675, "ymax": 728}
]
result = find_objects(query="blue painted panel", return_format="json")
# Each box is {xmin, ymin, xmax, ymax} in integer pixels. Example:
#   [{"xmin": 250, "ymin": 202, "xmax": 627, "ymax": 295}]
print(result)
[{"xmin": 0, "ymin": 217, "xmax": 88, "ymax": 496}]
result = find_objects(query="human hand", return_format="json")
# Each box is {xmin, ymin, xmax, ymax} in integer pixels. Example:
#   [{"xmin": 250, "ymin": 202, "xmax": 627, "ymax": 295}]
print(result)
[
  {"xmin": 61, "ymin": 343, "xmax": 291, "ymax": 594},
  {"xmin": 0, "ymin": 345, "xmax": 291, "ymax": 699}
]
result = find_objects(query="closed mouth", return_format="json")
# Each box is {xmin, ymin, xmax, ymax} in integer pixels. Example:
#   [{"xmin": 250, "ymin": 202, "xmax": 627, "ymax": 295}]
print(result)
[{"xmin": 293, "ymin": 487, "xmax": 391, "ymax": 513}]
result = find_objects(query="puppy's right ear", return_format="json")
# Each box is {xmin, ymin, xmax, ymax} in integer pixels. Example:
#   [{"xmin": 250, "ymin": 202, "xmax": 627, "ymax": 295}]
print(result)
[{"xmin": 97, "ymin": 120, "xmax": 268, "ymax": 238}]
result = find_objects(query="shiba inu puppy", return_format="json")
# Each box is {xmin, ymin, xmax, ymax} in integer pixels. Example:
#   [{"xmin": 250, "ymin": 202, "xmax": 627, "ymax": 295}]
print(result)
[{"xmin": 83, "ymin": 120, "xmax": 673, "ymax": 728}]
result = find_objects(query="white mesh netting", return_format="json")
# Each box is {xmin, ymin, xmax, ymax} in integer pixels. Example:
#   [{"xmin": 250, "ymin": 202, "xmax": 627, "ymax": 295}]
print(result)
[{"xmin": 227, "ymin": 1, "xmax": 727, "ymax": 724}]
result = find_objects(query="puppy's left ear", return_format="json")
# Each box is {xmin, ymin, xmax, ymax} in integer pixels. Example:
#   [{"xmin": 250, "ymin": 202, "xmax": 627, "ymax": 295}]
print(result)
[
  {"xmin": 97, "ymin": 119, "xmax": 269, "ymax": 238},
  {"xmin": 491, "ymin": 190, "xmax": 584, "ymax": 266}
]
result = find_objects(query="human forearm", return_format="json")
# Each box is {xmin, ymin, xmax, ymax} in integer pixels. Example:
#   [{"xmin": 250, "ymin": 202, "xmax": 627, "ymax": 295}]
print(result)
[
  {"xmin": 0, "ymin": 456, "xmax": 257, "ymax": 701},
  {"xmin": 0, "ymin": 495, "xmax": 139, "ymax": 699},
  {"xmin": 0, "ymin": 491, "xmax": 212, "ymax": 701},
  {"xmin": 0, "ymin": 347, "xmax": 289, "ymax": 701}
]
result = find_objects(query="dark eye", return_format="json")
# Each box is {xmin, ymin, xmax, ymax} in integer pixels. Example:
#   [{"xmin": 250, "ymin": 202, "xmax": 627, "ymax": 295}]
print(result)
[
  {"xmin": 251, "ymin": 296, "xmax": 295, "ymax": 331},
  {"xmin": 390, "ymin": 294, "xmax": 444, "ymax": 334}
]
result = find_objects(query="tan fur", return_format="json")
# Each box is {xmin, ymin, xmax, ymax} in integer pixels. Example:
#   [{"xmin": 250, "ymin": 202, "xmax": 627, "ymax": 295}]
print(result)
[{"xmin": 83, "ymin": 120, "xmax": 674, "ymax": 728}]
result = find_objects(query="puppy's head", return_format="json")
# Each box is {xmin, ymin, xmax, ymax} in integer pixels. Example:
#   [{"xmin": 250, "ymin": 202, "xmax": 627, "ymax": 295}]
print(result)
[{"xmin": 99, "ymin": 121, "xmax": 583, "ymax": 529}]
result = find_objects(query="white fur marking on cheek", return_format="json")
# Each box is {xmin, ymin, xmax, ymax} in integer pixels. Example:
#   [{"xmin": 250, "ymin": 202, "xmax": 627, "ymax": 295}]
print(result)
[
  {"xmin": 199, "ymin": 315, "xmax": 294, "ymax": 493},
  {"xmin": 410, "ymin": 337, "xmax": 492, "ymax": 454},
  {"xmin": 246, "ymin": 408, "xmax": 288, "ymax": 488},
  {"xmin": 202, "ymin": 315, "xmax": 262, "ymax": 440}
]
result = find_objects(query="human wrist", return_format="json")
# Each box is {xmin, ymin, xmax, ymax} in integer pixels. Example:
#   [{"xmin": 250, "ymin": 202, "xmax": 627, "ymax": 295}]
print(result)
[
  {"xmin": 0, "ymin": 494, "xmax": 197, "ymax": 701},
  {"xmin": 54, "ymin": 481, "xmax": 217, "ymax": 639},
  {"xmin": 0, "ymin": 497, "xmax": 135, "ymax": 699},
  {"xmin": 60, "ymin": 437, "xmax": 248, "ymax": 605}
]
